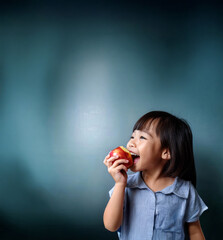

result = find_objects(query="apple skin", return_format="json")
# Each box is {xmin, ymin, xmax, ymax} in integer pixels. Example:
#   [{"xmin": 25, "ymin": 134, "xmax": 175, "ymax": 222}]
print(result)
[{"xmin": 109, "ymin": 146, "xmax": 133, "ymax": 168}]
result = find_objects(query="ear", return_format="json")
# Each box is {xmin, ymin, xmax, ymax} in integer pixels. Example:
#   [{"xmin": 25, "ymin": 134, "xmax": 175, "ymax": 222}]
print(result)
[{"xmin": 161, "ymin": 148, "xmax": 171, "ymax": 160}]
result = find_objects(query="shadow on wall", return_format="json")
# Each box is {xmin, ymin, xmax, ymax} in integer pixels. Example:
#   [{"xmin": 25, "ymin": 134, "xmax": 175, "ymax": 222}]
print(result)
[
  {"xmin": 0, "ymin": 157, "xmax": 116, "ymax": 240},
  {"xmin": 0, "ymin": 210, "xmax": 26, "ymax": 240},
  {"xmin": 195, "ymin": 149, "xmax": 223, "ymax": 240},
  {"xmin": 0, "ymin": 156, "xmax": 49, "ymax": 239},
  {"xmin": 0, "ymin": 157, "xmax": 74, "ymax": 240}
]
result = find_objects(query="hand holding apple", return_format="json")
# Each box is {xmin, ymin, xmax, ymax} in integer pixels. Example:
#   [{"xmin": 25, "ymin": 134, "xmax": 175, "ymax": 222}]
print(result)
[
  {"xmin": 103, "ymin": 146, "xmax": 133, "ymax": 185},
  {"xmin": 109, "ymin": 146, "xmax": 133, "ymax": 169}
]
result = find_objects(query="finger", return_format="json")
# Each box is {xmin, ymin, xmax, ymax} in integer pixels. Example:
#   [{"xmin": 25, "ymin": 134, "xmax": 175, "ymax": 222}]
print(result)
[
  {"xmin": 108, "ymin": 165, "xmax": 127, "ymax": 175},
  {"xmin": 105, "ymin": 156, "xmax": 119, "ymax": 167},
  {"xmin": 103, "ymin": 153, "xmax": 112, "ymax": 162},
  {"xmin": 107, "ymin": 156, "xmax": 119, "ymax": 163},
  {"xmin": 104, "ymin": 159, "xmax": 111, "ymax": 167},
  {"xmin": 105, "ymin": 154, "xmax": 111, "ymax": 160},
  {"xmin": 110, "ymin": 159, "xmax": 129, "ymax": 168},
  {"xmin": 107, "ymin": 160, "xmax": 113, "ymax": 168},
  {"xmin": 112, "ymin": 164, "xmax": 128, "ymax": 173},
  {"xmin": 104, "ymin": 155, "xmax": 117, "ymax": 167}
]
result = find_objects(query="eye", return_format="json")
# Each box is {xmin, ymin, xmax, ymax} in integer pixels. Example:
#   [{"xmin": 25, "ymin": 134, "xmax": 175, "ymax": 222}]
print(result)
[
  {"xmin": 130, "ymin": 136, "xmax": 134, "ymax": 139},
  {"xmin": 140, "ymin": 136, "xmax": 147, "ymax": 140}
]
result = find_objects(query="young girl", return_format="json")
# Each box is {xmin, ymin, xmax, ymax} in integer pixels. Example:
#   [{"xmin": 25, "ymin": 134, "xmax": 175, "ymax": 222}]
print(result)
[{"xmin": 103, "ymin": 111, "xmax": 208, "ymax": 240}]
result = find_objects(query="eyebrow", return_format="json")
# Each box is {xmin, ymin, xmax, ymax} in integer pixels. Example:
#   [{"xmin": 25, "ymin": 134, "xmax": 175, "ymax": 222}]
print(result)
[{"xmin": 142, "ymin": 130, "xmax": 153, "ymax": 138}]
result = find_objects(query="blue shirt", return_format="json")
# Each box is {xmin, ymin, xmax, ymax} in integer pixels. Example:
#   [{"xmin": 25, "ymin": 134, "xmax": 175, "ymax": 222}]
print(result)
[{"xmin": 109, "ymin": 172, "xmax": 208, "ymax": 240}]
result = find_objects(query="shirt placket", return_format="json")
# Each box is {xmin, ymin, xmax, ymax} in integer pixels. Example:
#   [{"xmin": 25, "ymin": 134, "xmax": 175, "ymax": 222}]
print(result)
[{"xmin": 146, "ymin": 189, "xmax": 156, "ymax": 240}]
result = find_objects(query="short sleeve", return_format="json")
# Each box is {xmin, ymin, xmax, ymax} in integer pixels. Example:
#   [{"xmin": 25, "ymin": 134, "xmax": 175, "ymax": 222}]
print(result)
[
  {"xmin": 109, "ymin": 186, "xmax": 115, "ymax": 198},
  {"xmin": 185, "ymin": 183, "xmax": 208, "ymax": 223}
]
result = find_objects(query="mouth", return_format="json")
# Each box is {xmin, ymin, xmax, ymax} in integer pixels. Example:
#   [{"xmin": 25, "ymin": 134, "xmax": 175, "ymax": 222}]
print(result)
[{"xmin": 130, "ymin": 152, "xmax": 140, "ymax": 164}]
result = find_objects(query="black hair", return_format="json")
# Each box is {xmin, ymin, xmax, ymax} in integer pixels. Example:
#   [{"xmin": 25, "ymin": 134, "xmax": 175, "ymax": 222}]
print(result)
[{"xmin": 133, "ymin": 111, "xmax": 197, "ymax": 187}]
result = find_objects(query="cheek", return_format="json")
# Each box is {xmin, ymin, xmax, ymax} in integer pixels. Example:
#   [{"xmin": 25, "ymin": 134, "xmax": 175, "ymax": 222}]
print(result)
[
  {"xmin": 140, "ymin": 144, "xmax": 156, "ymax": 156},
  {"xmin": 126, "ymin": 141, "xmax": 131, "ymax": 148}
]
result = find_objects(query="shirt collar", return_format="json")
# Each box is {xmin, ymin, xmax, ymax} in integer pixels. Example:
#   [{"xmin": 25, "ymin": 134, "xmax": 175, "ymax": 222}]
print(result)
[
  {"xmin": 127, "ymin": 172, "xmax": 189, "ymax": 199},
  {"xmin": 126, "ymin": 172, "xmax": 148, "ymax": 189}
]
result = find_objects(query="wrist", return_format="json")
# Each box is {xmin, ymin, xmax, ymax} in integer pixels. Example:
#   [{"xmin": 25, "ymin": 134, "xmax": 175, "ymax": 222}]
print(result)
[{"xmin": 115, "ymin": 182, "xmax": 127, "ymax": 188}]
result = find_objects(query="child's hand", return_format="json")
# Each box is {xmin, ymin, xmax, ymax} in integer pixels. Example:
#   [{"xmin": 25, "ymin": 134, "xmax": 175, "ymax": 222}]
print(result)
[{"xmin": 103, "ymin": 154, "xmax": 129, "ymax": 186}]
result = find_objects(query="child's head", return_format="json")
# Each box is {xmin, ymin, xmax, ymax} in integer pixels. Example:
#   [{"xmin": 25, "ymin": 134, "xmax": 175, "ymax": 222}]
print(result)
[{"xmin": 132, "ymin": 111, "xmax": 196, "ymax": 187}]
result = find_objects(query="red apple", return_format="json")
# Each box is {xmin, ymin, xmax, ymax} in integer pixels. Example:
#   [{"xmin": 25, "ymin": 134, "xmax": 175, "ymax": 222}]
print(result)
[{"xmin": 109, "ymin": 146, "xmax": 133, "ymax": 168}]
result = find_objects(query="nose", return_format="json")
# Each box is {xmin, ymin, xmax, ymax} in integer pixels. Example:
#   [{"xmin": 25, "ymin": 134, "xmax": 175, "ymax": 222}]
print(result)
[
  {"xmin": 129, "ymin": 142, "xmax": 135, "ymax": 147},
  {"xmin": 128, "ymin": 139, "xmax": 136, "ymax": 148}
]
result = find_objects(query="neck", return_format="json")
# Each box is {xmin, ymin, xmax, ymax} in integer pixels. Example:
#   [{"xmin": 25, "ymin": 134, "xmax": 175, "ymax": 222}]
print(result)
[
  {"xmin": 141, "ymin": 168, "xmax": 162, "ymax": 184},
  {"xmin": 141, "ymin": 170, "xmax": 175, "ymax": 192}
]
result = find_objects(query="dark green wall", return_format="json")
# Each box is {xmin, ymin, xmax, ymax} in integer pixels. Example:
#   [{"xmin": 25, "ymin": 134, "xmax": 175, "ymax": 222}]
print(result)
[{"xmin": 1, "ymin": 1, "xmax": 222, "ymax": 239}]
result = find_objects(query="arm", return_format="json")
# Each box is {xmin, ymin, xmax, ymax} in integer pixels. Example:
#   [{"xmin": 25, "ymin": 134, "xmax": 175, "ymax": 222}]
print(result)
[
  {"xmin": 188, "ymin": 220, "xmax": 205, "ymax": 240},
  {"xmin": 103, "ymin": 154, "xmax": 129, "ymax": 232},
  {"xmin": 103, "ymin": 182, "xmax": 125, "ymax": 232}
]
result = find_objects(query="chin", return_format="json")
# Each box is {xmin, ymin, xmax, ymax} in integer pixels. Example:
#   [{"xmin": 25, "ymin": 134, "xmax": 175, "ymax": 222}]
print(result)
[{"xmin": 130, "ymin": 165, "xmax": 139, "ymax": 172}]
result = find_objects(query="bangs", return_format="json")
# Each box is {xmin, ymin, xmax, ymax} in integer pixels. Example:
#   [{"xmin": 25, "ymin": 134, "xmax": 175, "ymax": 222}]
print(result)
[
  {"xmin": 133, "ymin": 115, "xmax": 161, "ymax": 135},
  {"xmin": 132, "ymin": 111, "xmax": 170, "ymax": 137}
]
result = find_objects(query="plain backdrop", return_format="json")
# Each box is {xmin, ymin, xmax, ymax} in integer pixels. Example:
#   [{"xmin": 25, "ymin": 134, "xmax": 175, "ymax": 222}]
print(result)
[{"xmin": 0, "ymin": 0, "xmax": 223, "ymax": 239}]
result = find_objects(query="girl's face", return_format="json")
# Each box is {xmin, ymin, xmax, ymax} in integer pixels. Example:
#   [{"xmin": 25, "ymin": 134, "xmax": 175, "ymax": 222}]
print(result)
[{"xmin": 126, "ymin": 120, "xmax": 168, "ymax": 172}]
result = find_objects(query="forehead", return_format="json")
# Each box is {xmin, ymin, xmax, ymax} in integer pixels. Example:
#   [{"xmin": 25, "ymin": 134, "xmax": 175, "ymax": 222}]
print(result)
[
  {"xmin": 136, "ymin": 118, "xmax": 159, "ymax": 131},
  {"xmin": 133, "ymin": 118, "xmax": 160, "ymax": 136}
]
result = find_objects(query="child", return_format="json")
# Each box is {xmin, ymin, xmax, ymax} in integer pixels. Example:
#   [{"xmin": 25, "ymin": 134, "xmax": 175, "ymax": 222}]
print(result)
[{"xmin": 103, "ymin": 111, "xmax": 208, "ymax": 240}]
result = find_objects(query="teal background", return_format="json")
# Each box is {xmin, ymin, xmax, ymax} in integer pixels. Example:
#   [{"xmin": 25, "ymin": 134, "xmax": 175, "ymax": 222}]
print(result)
[{"xmin": 1, "ymin": 1, "xmax": 222, "ymax": 239}]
